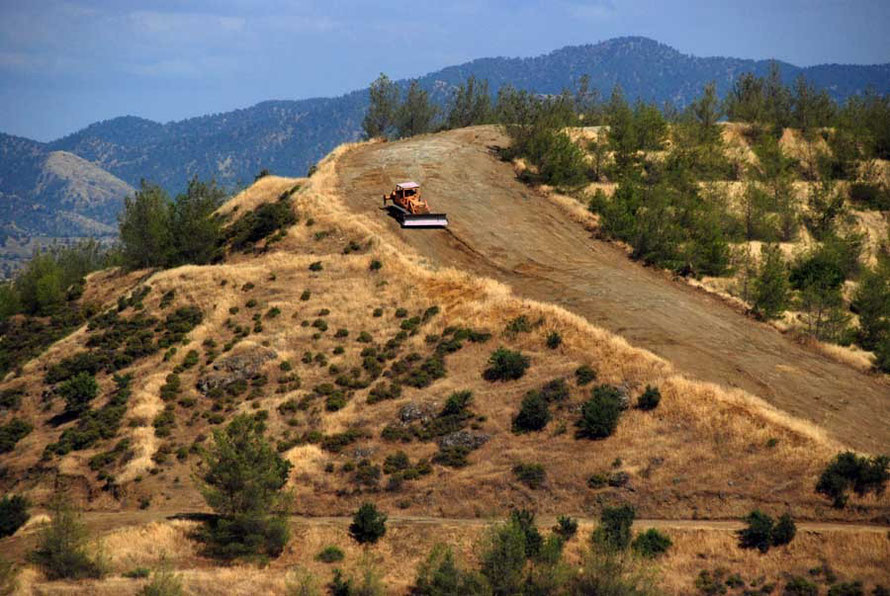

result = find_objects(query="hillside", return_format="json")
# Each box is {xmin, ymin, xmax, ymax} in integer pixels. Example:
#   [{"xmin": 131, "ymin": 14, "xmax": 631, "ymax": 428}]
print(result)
[
  {"xmin": 0, "ymin": 133, "xmax": 132, "ymax": 274},
  {"xmin": 1, "ymin": 131, "xmax": 888, "ymax": 594}
]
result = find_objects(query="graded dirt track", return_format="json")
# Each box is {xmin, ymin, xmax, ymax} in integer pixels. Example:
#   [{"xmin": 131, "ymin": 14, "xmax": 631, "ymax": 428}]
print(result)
[{"xmin": 336, "ymin": 126, "xmax": 890, "ymax": 454}]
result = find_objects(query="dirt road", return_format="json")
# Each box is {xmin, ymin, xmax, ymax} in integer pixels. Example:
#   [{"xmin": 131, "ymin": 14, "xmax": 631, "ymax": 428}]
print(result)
[{"xmin": 336, "ymin": 126, "xmax": 890, "ymax": 453}]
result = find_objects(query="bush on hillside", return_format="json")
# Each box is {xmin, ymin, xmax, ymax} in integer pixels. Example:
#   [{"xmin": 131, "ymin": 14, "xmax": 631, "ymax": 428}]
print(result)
[
  {"xmin": 0, "ymin": 418, "xmax": 33, "ymax": 454},
  {"xmin": 483, "ymin": 347, "xmax": 530, "ymax": 381},
  {"xmin": 576, "ymin": 384, "xmax": 624, "ymax": 439},
  {"xmin": 512, "ymin": 391, "xmax": 550, "ymax": 433},
  {"xmin": 636, "ymin": 385, "xmax": 661, "ymax": 410},
  {"xmin": 0, "ymin": 495, "xmax": 29, "ymax": 538},
  {"xmin": 815, "ymin": 451, "xmax": 890, "ymax": 508},
  {"xmin": 227, "ymin": 198, "xmax": 297, "ymax": 252},
  {"xmin": 59, "ymin": 372, "xmax": 99, "ymax": 417},
  {"xmin": 591, "ymin": 505, "xmax": 635, "ymax": 551},
  {"xmin": 512, "ymin": 463, "xmax": 546, "ymax": 489},
  {"xmin": 575, "ymin": 364, "xmax": 597, "ymax": 386},
  {"xmin": 349, "ymin": 503, "xmax": 387, "ymax": 544},
  {"xmin": 631, "ymin": 528, "xmax": 672, "ymax": 558}
]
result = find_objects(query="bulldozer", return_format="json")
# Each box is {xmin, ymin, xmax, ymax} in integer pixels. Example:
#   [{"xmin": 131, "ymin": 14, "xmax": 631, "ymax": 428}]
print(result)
[{"xmin": 382, "ymin": 182, "xmax": 448, "ymax": 228}]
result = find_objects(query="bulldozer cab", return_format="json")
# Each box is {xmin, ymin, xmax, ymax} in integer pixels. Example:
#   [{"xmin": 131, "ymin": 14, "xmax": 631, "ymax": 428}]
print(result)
[{"xmin": 395, "ymin": 182, "xmax": 420, "ymax": 199}]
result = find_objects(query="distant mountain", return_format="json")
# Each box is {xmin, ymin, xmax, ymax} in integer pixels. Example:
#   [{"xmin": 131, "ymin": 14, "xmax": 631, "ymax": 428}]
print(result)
[
  {"xmin": 2, "ymin": 36, "xmax": 890, "ymax": 237},
  {"xmin": 0, "ymin": 133, "xmax": 132, "ymax": 239}
]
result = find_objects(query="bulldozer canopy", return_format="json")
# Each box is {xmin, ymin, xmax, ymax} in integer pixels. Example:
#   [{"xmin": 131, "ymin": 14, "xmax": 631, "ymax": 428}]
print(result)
[{"xmin": 396, "ymin": 181, "xmax": 420, "ymax": 190}]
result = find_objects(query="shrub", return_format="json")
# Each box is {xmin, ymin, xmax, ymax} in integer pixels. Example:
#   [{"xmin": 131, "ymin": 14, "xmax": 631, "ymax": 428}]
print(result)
[
  {"xmin": 737, "ymin": 510, "xmax": 797, "ymax": 553},
  {"xmin": 771, "ymin": 513, "xmax": 797, "ymax": 547},
  {"xmin": 349, "ymin": 503, "xmax": 387, "ymax": 544},
  {"xmin": 827, "ymin": 581, "xmax": 865, "ymax": 596},
  {"xmin": 816, "ymin": 451, "xmax": 890, "ymax": 508},
  {"xmin": 383, "ymin": 451, "xmax": 410, "ymax": 474},
  {"xmin": 591, "ymin": 505, "xmax": 635, "ymax": 551},
  {"xmin": 413, "ymin": 544, "xmax": 484, "ymax": 596},
  {"xmin": 576, "ymin": 385, "xmax": 624, "ymax": 439},
  {"xmin": 308, "ymin": 261, "xmax": 323, "ymax": 272},
  {"xmin": 139, "ymin": 559, "xmax": 183, "ymax": 596},
  {"xmin": 483, "ymin": 347, "xmax": 530, "ymax": 381},
  {"xmin": 369, "ymin": 260, "xmax": 382, "ymax": 271},
  {"xmin": 545, "ymin": 331, "xmax": 562, "ymax": 349},
  {"xmin": 636, "ymin": 385, "xmax": 661, "ymax": 411},
  {"xmin": 123, "ymin": 567, "xmax": 151, "ymax": 579},
  {"xmin": 512, "ymin": 391, "xmax": 550, "ymax": 433},
  {"xmin": 575, "ymin": 364, "xmax": 596, "ymax": 385},
  {"xmin": 479, "ymin": 518, "xmax": 527, "ymax": 595},
  {"xmin": 316, "ymin": 545, "xmax": 345, "ymax": 563},
  {"xmin": 29, "ymin": 496, "xmax": 105, "ymax": 580},
  {"xmin": 300, "ymin": 290, "xmax": 311, "ymax": 301},
  {"xmin": 0, "ymin": 418, "xmax": 33, "ymax": 453},
  {"xmin": 539, "ymin": 378, "xmax": 570, "ymax": 403},
  {"xmin": 59, "ymin": 372, "xmax": 99, "ymax": 417},
  {"xmin": 227, "ymin": 199, "xmax": 297, "ymax": 252},
  {"xmin": 432, "ymin": 446, "xmax": 471, "ymax": 468},
  {"xmin": 553, "ymin": 515, "xmax": 578, "ymax": 541},
  {"xmin": 0, "ymin": 495, "xmax": 29, "ymax": 538},
  {"xmin": 631, "ymin": 528, "xmax": 672, "ymax": 558},
  {"xmin": 784, "ymin": 576, "xmax": 818, "ymax": 596},
  {"xmin": 512, "ymin": 463, "xmax": 546, "ymax": 489}
]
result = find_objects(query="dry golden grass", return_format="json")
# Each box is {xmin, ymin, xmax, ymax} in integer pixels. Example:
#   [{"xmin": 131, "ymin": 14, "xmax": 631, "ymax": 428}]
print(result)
[{"xmin": 21, "ymin": 517, "xmax": 890, "ymax": 595}]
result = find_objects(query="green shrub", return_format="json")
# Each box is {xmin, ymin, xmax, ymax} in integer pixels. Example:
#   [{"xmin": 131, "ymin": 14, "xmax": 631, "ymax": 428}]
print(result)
[
  {"xmin": 369, "ymin": 259, "xmax": 382, "ymax": 271},
  {"xmin": 816, "ymin": 451, "xmax": 890, "ymax": 508},
  {"xmin": 827, "ymin": 581, "xmax": 865, "ymax": 596},
  {"xmin": 539, "ymin": 378, "xmax": 570, "ymax": 402},
  {"xmin": 0, "ymin": 418, "xmax": 33, "ymax": 453},
  {"xmin": 512, "ymin": 463, "xmax": 546, "ymax": 489},
  {"xmin": 432, "ymin": 446, "xmax": 472, "ymax": 468},
  {"xmin": 591, "ymin": 505, "xmax": 635, "ymax": 551},
  {"xmin": 771, "ymin": 513, "xmax": 796, "ymax": 547},
  {"xmin": 512, "ymin": 391, "xmax": 550, "ymax": 433},
  {"xmin": 636, "ymin": 385, "xmax": 661, "ymax": 411},
  {"xmin": 0, "ymin": 495, "xmax": 29, "ymax": 538},
  {"xmin": 59, "ymin": 372, "xmax": 99, "ymax": 417},
  {"xmin": 413, "ymin": 544, "xmax": 484, "ymax": 596},
  {"xmin": 316, "ymin": 545, "xmax": 345, "ymax": 564},
  {"xmin": 349, "ymin": 503, "xmax": 387, "ymax": 544},
  {"xmin": 483, "ymin": 347, "xmax": 530, "ymax": 381},
  {"xmin": 504, "ymin": 315, "xmax": 534, "ymax": 335},
  {"xmin": 849, "ymin": 182, "xmax": 890, "ymax": 210},
  {"xmin": 631, "ymin": 528, "xmax": 672, "ymax": 558},
  {"xmin": 123, "ymin": 567, "xmax": 151, "ymax": 579},
  {"xmin": 227, "ymin": 199, "xmax": 297, "ymax": 252},
  {"xmin": 784, "ymin": 576, "xmax": 818, "ymax": 596},
  {"xmin": 574, "ymin": 364, "xmax": 596, "ymax": 385},
  {"xmin": 576, "ymin": 385, "xmax": 624, "ymax": 439},
  {"xmin": 553, "ymin": 515, "xmax": 578, "ymax": 541},
  {"xmin": 545, "ymin": 331, "xmax": 562, "ymax": 349},
  {"xmin": 309, "ymin": 261, "xmax": 323, "ymax": 272}
]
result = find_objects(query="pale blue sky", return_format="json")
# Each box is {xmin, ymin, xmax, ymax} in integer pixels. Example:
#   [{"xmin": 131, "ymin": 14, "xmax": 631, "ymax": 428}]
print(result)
[{"xmin": 2, "ymin": 0, "xmax": 889, "ymax": 141}]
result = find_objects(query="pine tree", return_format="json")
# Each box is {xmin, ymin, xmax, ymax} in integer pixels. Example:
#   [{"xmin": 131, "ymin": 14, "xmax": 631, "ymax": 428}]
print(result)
[
  {"xmin": 396, "ymin": 80, "xmax": 437, "ymax": 138},
  {"xmin": 170, "ymin": 177, "xmax": 226, "ymax": 266},
  {"xmin": 362, "ymin": 73, "xmax": 399, "ymax": 139},
  {"xmin": 118, "ymin": 181, "xmax": 173, "ymax": 269},
  {"xmin": 753, "ymin": 244, "xmax": 790, "ymax": 319},
  {"xmin": 446, "ymin": 76, "xmax": 492, "ymax": 129}
]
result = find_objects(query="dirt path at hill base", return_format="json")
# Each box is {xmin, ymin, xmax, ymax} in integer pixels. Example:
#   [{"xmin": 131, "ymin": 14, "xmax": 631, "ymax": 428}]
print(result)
[{"xmin": 336, "ymin": 126, "xmax": 890, "ymax": 453}]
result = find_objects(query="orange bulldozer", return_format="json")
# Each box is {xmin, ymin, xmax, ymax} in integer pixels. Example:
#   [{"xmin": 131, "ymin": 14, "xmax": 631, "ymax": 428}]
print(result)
[{"xmin": 382, "ymin": 182, "xmax": 448, "ymax": 228}]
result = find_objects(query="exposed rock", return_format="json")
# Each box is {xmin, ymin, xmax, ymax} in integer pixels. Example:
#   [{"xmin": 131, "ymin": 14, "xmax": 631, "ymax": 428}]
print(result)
[
  {"xmin": 438, "ymin": 430, "xmax": 490, "ymax": 450},
  {"xmin": 196, "ymin": 345, "xmax": 276, "ymax": 394},
  {"xmin": 398, "ymin": 402, "xmax": 437, "ymax": 423}
]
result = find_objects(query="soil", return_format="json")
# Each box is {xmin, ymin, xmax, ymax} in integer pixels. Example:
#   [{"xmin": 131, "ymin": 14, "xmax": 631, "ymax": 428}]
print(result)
[{"xmin": 336, "ymin": 126, "xmax": 890, "ymax": 454}]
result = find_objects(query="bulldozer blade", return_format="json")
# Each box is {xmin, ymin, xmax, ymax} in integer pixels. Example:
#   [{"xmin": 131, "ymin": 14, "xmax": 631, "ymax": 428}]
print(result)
[{"xmin": 400, "ymin": 213, "xmax": 448, "ymax": 228}]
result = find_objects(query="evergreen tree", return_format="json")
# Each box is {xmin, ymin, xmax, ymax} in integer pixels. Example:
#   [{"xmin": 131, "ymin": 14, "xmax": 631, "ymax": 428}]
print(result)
[
  {"xmin": 724, "ymin": 72, "xmax": 765, "ymax": 123},
  {"xmin": 119, "ymin": 181, "xmax": 173, "ymax": 270},
  {"xmin": 852, "ymin": 265, "xmax": 890, "ymax": 351},
  {"xmin": 396, "ymin": 80, "xmax": 437, "ymax": 138},
  {"xmin": 689, "ymin": 82, "xmax": 722, "ymax": 146},
  {"xmin": 763, "ymin": 62, "xmax": 792, "ymax": 131},
  {"xmin": 170, "ymin": 177, "xmax": 226, "ymax": 266},
  {"xmin": 446, "ymin": 76, "xmax": 492, "ymax": 129},
  {"xmin": 362, "ymin": 73, "xmax": 399, "ymax": 139},
  {"xmin": 752, "ymin": 244, "xmax": 790, "ymax": 319},
  {"xmin": 197, "ymin": 414, "xmax": 292, "ymax": 557}
]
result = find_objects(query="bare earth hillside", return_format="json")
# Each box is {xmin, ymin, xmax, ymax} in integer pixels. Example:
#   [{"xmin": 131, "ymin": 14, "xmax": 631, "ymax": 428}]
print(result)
[
  {"xmin": 1, "ymin": 134, "xmax": 888, "ymax": 594},
  {"xmin": 336, "ymin": 126, "xmax": 890, "ymax": 454}
]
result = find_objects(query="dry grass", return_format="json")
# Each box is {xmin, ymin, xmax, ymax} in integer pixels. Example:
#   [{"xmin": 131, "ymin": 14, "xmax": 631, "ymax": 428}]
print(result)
[{"xmin": 21, "ymin": 517, "xmax": 890, "ymax": 595}]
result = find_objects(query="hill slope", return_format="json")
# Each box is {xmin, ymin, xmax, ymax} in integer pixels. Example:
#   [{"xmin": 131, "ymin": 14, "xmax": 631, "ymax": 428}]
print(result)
[{"xmin": 1, "ymin": 131, "xmax": 889, "ymax": 593}]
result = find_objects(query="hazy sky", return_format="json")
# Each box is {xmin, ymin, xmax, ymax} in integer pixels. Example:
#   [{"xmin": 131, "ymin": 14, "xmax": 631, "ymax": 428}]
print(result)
[{"xmin": 2, "ymin": 0, "xmax": 889, "ymax": 142}]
